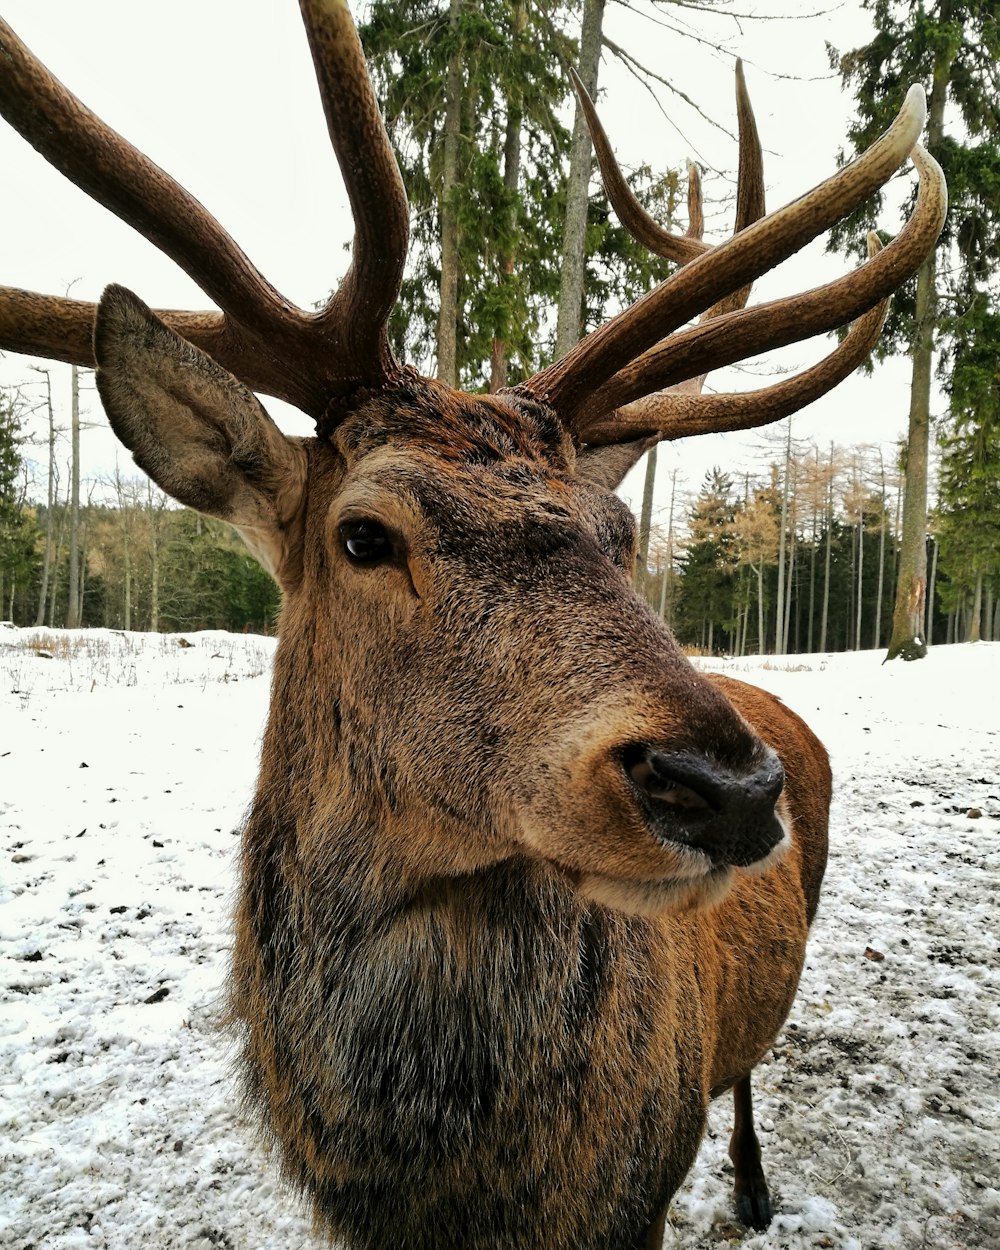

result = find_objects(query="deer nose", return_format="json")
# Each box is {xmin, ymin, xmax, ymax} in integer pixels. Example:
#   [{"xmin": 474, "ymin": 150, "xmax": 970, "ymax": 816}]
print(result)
[{"xmin": 622, "ymin": 746, "xmax": 786, "ymax": 868}]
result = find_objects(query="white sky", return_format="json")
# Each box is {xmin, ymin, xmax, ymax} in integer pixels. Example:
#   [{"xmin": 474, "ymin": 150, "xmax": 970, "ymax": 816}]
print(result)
[{"xmin": 0, "ymin": 0, "xmax": 937, "ymax": 523}]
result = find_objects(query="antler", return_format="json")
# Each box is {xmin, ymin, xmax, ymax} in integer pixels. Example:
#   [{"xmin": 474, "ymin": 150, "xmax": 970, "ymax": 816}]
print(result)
[
  {"xmin": 0, "ymin": 8, "xmax": 947, "ymax": 445},
  {"xmin": 575, "ymin": 59, "xmax": 764, "ymax": 312},
  {"xmin": 517, "ymin": 81, "xmax": 946, "ymax": 441},
  {"xmin": 0, "ymin": 0, "xmax": 408, "ymax": 420}
]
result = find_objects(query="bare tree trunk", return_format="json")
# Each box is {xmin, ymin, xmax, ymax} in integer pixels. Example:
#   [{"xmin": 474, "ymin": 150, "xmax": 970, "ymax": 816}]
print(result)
[
  {"xmin": 968, "ymin": 571, "xmax": 983, "ymax": 642},
  {"xmin": 874, "ymin": 454, "xmax": 887, "ymax": 648},
  {"xmin": 436, "ymin": 0, "xmax": 465, "ymax": 387},
  {"xmin": 660, "ymin": 466, "xmax": 678, "ymax": 624},
  {"xmin": 925, "ymin": 533, "xmax": 938, "ymax": 647},
  {"xmin": 891, "ymin": 470, "xmax": 902, "ymax": 603},
  {"xmin": 808, "ymin": 527, "xmax": 817, "ymax": 652},
  {"xmin": 785, "ymin": 529, "xmax": 797, "ymax": 653},
  {"xmin": 490, "ymin": 4, "xmax": 524, "ymax": 392},
  {"xmin": 807, "ymin": 450, "xmax": 819, "ymax": 651},
  {"xmin": 886, "ymin": 255, "xmax": 933, "ymax": 660},
  {"xmin": 756, "ymin": 562, "xmax": 765, "ymax": 656},
  {"xmin": 48, "ymin": 488, "xmax": 68, "ymax": 629},
  {"xmin": 555, "ymin": 0, "xmax": 606, "ymax": 356},
  {"xmin": 637, "ymin": 445, "xmax": 657, "ymax": 597},
  {"xmin": 490, "ymin": 114, "xmax": 522, "ymax": 389},
  {"xmin": 65, "ymin": 365, "xmax": 81, "ymax": 627},
  {"xmin": 775, "ymin": 420, "xmax": 791, "ymax": 653},
  {"xmin": 886, "ymin": 26, "xmax": 952, "ymax": 662},
  {"xmin": 820, "ymin": 444, "xmax": 834, "ymax": 652},
  {"xmin": 34, "ymin": 369, "xmax": 56, "ymax": 627},
  {"xmin": 855, "ymin": 493, "xmax": 864, "ymax": 652}
]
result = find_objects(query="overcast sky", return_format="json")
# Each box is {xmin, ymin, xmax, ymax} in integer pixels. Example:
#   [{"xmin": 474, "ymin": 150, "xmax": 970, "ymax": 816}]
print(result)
[{"xmin": 0, "ymin": 0, "xmax": 936, "ymax": 522}]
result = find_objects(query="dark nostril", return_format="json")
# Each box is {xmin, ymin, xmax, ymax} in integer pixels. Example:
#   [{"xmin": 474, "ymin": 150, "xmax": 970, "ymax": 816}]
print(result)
[
  {"xmin": 621, "ymin": 745, "xmax": 786, "ymax": 864},
  {"xmin": 625, "ymin": 748, "xmax": 727, "ymax": 814}
]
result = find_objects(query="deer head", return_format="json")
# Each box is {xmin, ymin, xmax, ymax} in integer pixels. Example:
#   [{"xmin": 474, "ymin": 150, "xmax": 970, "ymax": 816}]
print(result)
[{"xmin": 0, "ymin": 2, "xmax": 945, "ymax": 917}]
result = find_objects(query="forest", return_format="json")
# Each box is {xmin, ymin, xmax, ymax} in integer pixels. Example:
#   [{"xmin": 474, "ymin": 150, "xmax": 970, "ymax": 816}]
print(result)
[{"xmin": 0, "ymin": 0, "xmax": 997, "ymax": 653}]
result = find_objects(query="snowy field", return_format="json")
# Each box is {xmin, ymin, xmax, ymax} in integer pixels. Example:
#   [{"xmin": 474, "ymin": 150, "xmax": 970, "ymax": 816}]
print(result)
[{"xmin": 2, "ymin": 627, "xmax": 998, "ymax": 1250}]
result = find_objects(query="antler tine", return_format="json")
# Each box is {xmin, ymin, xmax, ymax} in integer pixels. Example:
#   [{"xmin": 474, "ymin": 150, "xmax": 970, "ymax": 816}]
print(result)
[
  {"xmin": 0, "ymin": 17, "xmax": 291, "ymax": 340},
  {"xmin": 569, "ymin": 65, "xmax": 707, "ymax": 266},
  {"xmin": 517, "ymin": 84, "xmax": 928, "ymax": 425},
  {"xmin": 583, "ymin": 60, "xmax": 764, "ymax": 419},
  {"xmin": 0, "ymin": 287, "xmax": 228, "ymax": 373},
  {"xmin": 685, "ymin": 163, "xmax": 705, "ymax": 245},
  {"xmin": 574, "ymin": 57, "xmax": 763, "ymax": 284},
  {"xmin": 708, "ymin": 58, "xmax": 765, "ymax": 319},
  {"xmin": 576, "ymin": 141, "xmax": 946, "ymax": 433},
  {"xmin": 582, "ymin": 234, "xmax": 890, "ymax": 447},
  {"xmin": 300, "ymin": 0, "xmax": 409, "ymax": 380},
  {"xmin": 732, "ymin": 61, "xmax": 765, "ymax": 237}
]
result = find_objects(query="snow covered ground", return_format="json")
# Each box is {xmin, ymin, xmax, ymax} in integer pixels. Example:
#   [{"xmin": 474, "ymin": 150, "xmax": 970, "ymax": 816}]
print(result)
[{"xmin": 2, "ymin": 628, "xmax": 998, "ymax": 1249}]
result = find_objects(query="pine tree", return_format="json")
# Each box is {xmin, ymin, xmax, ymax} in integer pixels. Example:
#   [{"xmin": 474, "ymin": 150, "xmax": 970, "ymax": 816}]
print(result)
[
  {"xmin": 675, "ymin": 469, "xmax": 736, "ymax": 654},
  {"xmin": 829, "ymin": 0, "xmax": 1000, "ymax": 660},
  {"xmin": 0, "ymin": 391, "xmax": 38, "ymax": 619},
  {"xmin": 935, "ymin": 290, "xmax": 1000, "ymax": 641},
  {"xmin": 360, "ymin": 0, "xmax": 682, "ymax": 389},
  {"xmin": 359, "ymin": 0, "xmax": 574, "ymax": 389}
]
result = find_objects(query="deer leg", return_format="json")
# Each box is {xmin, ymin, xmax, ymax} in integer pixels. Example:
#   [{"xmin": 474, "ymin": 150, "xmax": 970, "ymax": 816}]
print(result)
[
  {"xmin": 729, "ymin": 1072, "xmax": 771, "ymax": 1230},
  {"xmin": 641, "ymin": 1205, "xmax": 669, "ymax": 1249}
]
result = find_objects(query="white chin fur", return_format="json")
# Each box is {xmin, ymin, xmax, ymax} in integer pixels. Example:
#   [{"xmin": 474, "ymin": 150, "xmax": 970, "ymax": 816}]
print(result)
[{"xmin": 577, "ymin": 866, "xmax": 735, "ymax": 917}]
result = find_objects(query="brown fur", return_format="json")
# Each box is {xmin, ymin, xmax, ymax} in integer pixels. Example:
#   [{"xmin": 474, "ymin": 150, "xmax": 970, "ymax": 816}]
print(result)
[{"xmin": 93, "ymin": 296, "xmax": 831, "ymax": 1250}]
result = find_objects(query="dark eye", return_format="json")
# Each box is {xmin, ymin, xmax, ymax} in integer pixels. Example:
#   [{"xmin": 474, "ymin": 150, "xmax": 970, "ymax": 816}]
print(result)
[{"xmin": 340, "ymin": 519, "xmax": 391, "ymax": 564}]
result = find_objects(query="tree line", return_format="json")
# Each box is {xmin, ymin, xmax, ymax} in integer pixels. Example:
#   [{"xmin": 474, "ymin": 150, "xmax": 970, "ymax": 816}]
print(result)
[
  {"xmin": 641, "ymin": 425, "xmax": 998, "ymax": 656},
  {"xmin": 2, "ymin": 383, "xmax": 994, "ymax": 650},
  {"xmin": 0, "ymin": 400, "xmax": 278, "ymax": 633}
]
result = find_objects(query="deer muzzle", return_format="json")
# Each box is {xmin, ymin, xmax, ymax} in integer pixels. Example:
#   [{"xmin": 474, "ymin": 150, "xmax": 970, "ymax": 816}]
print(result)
[{"xmin": 622, "ymin": 744, "xmax": 787, "ymax": 869}]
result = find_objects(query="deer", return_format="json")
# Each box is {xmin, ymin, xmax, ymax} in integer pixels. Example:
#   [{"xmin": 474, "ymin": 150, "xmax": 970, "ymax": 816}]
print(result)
[{"xmin": 0, "ymin": 4, "xmax": 945, "ymax": 1248}]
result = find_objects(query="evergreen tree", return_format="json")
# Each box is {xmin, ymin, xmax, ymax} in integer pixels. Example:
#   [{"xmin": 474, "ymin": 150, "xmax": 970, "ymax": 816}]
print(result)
[
  {"xmin": 360, "ymin": 0, "xmax": 680, "ymax": 390},
  {"xmin": 935, "ymin": 291, "xmax": 1000, "ymax": 640},
  {"xmin": 359, "ymin": 0, "xmax": 574, "ymax": 389},
  {"xmin": 829, "ymin": 0, "xmax": 1000, "ymax": 660},
  {"xmin": 675, "ymin": 469, "xmax": 736, "ymax": 653},
  {"xmin": 0, "ymin": 392, "xmax": 38, "ymax": 619}
]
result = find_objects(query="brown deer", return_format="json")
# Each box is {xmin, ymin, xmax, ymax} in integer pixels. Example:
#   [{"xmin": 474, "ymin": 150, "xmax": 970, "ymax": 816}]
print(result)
[{"xmin": 0, "ymin": 5, "xmax": 945, "ymax": 1248}]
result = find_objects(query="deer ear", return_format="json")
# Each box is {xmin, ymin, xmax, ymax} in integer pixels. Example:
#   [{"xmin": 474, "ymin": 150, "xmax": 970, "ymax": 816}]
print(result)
[
  {"xmin": 94, "ymin": 285, "xmax": 308, "ymax": 588},
  {"xmin": 576, "ymin": 435, "xmax": 660, "ymax": 491}
]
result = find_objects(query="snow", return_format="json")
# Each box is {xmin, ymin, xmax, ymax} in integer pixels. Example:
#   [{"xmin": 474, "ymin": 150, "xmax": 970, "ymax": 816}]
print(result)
[{"xmin": 2, "ymin": 629, "xmax": 998, "ymax": 1249}]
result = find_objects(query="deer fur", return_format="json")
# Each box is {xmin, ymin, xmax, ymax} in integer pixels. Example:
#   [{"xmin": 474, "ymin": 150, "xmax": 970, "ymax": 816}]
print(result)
[{"xmin": 95, "ymin": 289, "xmax": 830, "ymax": 1250}]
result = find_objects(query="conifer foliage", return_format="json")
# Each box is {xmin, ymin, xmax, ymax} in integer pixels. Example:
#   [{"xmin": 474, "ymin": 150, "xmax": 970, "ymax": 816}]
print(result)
[
  {"xmin": 935, "ymin": 292, "xmax": 1000, "ymax": 641},
  {"xmin": 0, "ymin": 392, "xmax": 37, "ymax": 618},
  {"xmin": 358, "ymin": 0, "xmax": 679, "ymax": 390}
]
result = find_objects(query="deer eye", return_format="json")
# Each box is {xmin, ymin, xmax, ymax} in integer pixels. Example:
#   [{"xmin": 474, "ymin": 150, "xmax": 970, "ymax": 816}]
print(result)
[{"xmin": 340, "ymin": 519, "xmax": 391, "ymax": 564}]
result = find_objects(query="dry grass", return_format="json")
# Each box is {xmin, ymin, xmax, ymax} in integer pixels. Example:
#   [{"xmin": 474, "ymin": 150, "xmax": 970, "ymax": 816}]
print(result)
[{"xmin": 0, "ymin": 627, "xmax": 275, "ymax": 700}]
